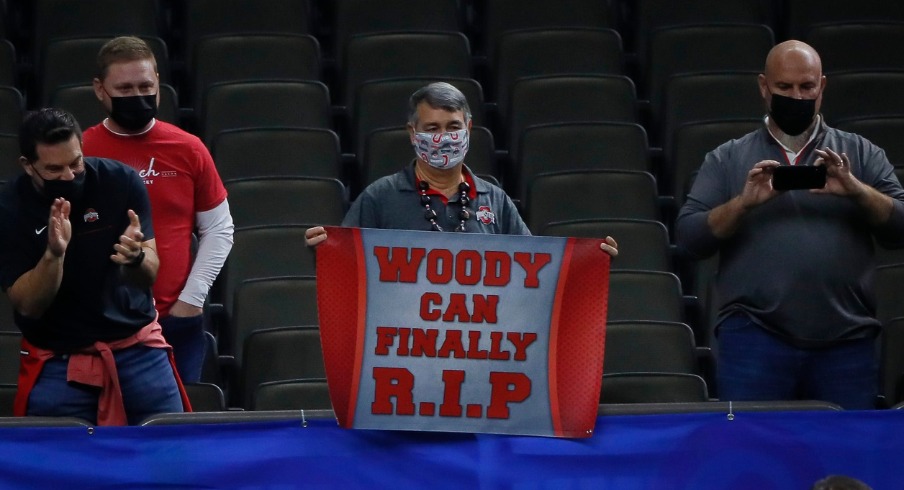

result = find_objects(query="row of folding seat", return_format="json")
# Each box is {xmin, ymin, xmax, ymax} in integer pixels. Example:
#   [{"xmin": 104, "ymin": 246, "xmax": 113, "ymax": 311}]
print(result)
[
  {"xmin": 0, "ymin": 217, "xmax": 900, "ymax": 410},
  {"xmin": 3, "ymin": 1, "xmax": 904, "ymax": 121},
  {"xmin": 0, "ymin": 270, "xmax": 698, "ymax": 411},
  {"xmin": 4, "ymin": 0, "xmax": 901, "ymax": 66},
  {"xmin": 234, "ymin": 320, "xmax": 709, "ymax": 411},
  {"xmin": 8, "ymin": 22, "xmax": 904, "ymax": 129},
  {"xmin": 206, "ymin": 269, "xmax": 701, "ymax": 409},
  {"xmin": 5, "ymin": 66, "xmax": 904, "ymax": 164},
  {"xmin": 10, "ymin": 73, "xmax": 903, "ymax": 218},
  {"xmin": 7, "ymin": 83, "xmax": 904, "ymax": 213},
  {"xmin": 210, "ymin": 260, "xmax": 904, "ymax": 409},
  {"xmin": 2, "ymin": 7, "xmax": 904, "ymax": 217},
  {"xmin": 200, "ymin": 261, "xmax": 904, "ymax": 409}
]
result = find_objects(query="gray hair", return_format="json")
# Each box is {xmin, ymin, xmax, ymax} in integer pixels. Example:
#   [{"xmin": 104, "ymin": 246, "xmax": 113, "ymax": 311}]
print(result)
[{"xmin": 407, "ymin": 82, "xmax": 472, "ymax": 125}]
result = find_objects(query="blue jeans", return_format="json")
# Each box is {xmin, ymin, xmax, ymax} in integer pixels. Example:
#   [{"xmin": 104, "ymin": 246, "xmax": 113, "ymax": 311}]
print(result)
[
  {"xmin": 27, "ymin": 344, "xmax": 184, "ymax": 425},
  {"xmin": 716, "ymin": 314, "xmax": 878, "ymax": 410},
  {"xmin": 159, "ymin": 314, "xmax": 206, "ymax": 383}
]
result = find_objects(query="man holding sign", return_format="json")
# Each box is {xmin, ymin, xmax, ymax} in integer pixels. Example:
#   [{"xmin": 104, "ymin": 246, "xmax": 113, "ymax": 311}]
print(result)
[{"xmin": 306, "ymin": 82, "xmax": 617, "ymax": 438}]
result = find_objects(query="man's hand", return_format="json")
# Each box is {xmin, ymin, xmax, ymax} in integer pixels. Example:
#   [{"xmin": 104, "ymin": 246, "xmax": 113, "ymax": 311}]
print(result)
[
  {"xmin": 707, "ymin": 160, "xmax": 781, "ymax": 239},
  {"xmin": 599, "ymin": 235, "xmax": 618, "ymax": 257},
  {"xmin": 741, "ymin": 160, "xmax": 782, "ymax": 208},
  {"xmin": 47, "ymin": 198, "xmax": 72, "ymax": 258},
  {"xmin": 169, "ymin": 299, "xmax": 203, "ymax": 318},
  {"xmin": 305, "ymin": 226, "xmax": 327, "ymax": 247},
  {"xmin": 813, "ymin": 147, "xmax": 895, "ymax": 225},
  {"xmin": 9, "ymin": 198, "xmax": 71, "ymax": 318},
  {"xmin": 110, "ymin": 209, "xmax": 145, "ymax": 265},
  {"xmin": 812, "ymin": 147, "xmax": 864, "ymax": 197}
]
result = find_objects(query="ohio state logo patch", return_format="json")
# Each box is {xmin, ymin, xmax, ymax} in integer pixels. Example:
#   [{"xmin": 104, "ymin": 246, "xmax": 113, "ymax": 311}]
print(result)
[
  {"xmin": 476, "ymin": 206, "xmax": 495, "ymax": 225},
  {"xmin": 83, "ymin": 209, "xmax": 99, "ymax": 223}
]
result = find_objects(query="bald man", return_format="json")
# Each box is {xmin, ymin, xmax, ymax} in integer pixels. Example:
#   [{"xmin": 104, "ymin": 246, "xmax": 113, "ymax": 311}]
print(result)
[{"xmin": 676, "ymin": 41, "xmax": 904, "ymax": 409}]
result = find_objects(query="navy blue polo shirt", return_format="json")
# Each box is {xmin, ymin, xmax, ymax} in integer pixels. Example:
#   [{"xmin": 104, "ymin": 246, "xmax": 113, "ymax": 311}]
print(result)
[
  {"xmin": 0, "ymin": 158, "xmax": 156, "ymax": 352},
  {"xmin": 343, "ymin": 164, "xmax": 531, "ymax": 235}
]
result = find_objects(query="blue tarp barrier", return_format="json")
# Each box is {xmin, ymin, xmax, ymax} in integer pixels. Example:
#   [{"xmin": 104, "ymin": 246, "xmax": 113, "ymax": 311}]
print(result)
[{"xmin": 0, "ymin": 410, "xmax": 898, "ymax": 489}]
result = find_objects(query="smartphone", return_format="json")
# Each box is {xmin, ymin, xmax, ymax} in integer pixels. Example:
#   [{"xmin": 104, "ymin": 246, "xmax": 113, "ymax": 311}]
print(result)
[{"xmin": 771, "ymin": 165, "xmax": 827, "ymax": 191}]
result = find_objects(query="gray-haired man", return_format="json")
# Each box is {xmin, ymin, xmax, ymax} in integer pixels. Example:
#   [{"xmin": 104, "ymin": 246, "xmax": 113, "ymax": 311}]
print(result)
[{"xmin": 306, "ymin": 82, "xmax": 618, "ymax": 255}]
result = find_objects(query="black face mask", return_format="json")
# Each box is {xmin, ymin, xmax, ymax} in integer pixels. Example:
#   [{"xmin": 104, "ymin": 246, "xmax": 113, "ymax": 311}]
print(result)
[
  {"xmin": 38, "ymin": 168, "xmax": 87, "ymax": 202},
  {"xmin": 769, "ymin": 92, "xmax": 816, "ymax": 136},
  {"xmin": 110, "ymin": 94, "xmax": 157, "ymax": 131}
]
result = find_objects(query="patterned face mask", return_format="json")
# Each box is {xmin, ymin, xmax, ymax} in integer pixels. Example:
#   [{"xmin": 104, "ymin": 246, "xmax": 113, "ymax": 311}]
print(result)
[{"xmin": 412, "ymin": 129, "xmax": 469, "ymax": 169}]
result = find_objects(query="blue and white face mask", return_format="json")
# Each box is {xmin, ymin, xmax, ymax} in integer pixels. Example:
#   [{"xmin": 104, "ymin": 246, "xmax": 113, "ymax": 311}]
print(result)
[{"xmin": 412, "ymin": 129, "xmax": 469, "ymax": 169}]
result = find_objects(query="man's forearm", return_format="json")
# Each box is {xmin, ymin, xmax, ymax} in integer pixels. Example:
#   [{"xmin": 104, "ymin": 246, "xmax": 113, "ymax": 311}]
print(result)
[
  {"xmin": 180, "ymin": 202, "xmax": 234, "ymax": 306},
  {"xmin": 707, "ymin": 195, "xmax": 750, "ymax": 239},
  {"xmin": 120, "ymin": 244, "xmax": 159, "ymax": 288},
  {"xmin": 852, "ymin": 182, "xmax": 895, "ymax": 226},
  {"xmin": 8, "ymin": 251, "xmax": 65, "ymax": 318}
]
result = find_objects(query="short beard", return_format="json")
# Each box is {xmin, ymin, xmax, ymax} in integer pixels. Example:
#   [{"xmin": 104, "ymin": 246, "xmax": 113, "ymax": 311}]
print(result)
[
  {"xmin": 775, "ymin": 128, "xmax": 812, "ymax": 152},
  {"xmin": 769, "ymin": 116, "xmax": 817, "ymax": 152}
]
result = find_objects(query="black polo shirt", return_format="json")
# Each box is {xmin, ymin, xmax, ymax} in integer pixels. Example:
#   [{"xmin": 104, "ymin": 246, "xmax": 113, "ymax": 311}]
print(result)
[{"xmin": 0, "ymin": 158, "xmax": 156, "ymax": 352}]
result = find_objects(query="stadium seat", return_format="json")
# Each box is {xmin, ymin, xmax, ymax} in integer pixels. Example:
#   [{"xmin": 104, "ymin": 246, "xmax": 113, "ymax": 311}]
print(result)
[
  {"xmin": 607, "ymin": 270, "xmax": 685, "ymax": 325},
  {"xmin": 603, "ymin": 320, "xmax": 699, "ymax": 375},
  {"xmin": 332, "ymin": 0, "xmax": 462, "ymax": 68},
  {"xmin": 631, "ymin": 0, "xmax": 775, "ymax": 62},
  {"xmin": 224, "ymin": 176, "xmax": 347, "ymax": 229},
  {"xmin": 821, "ymin": 71, "xmax": 904, "ymax": 125},
  {"xmin": 515, "ymin": 121, "xmax": 650, "ymax": 202},
  {"xmin": 253, "ymin": 378, "xmax": 332, "ymax": 411},
  {"xmin": 0, "ymin": 85, "xmax": 23, "ymax": 134},
  {"xmin": 875, "ymin": 263, "xmax": 904, "ymax": 325},
  {"xmin": 645, "ymin": 23, "xmax": 773, "ymax": 111},
  {"xmin": 0, "ymin": 331, "xmax": 21, "ymax": 385},
  {"xmin": 835, "ymin": 116, "xmax": 904, "ymax": 167},
  {"xmin": 341, "ymin": 31, "xmax": 472, "ymax": 113},
  {"xmin": 180, "ymin": 0, "xmax": 313, "ymax": 67},
  {"xmin": 539, "ymin": 218, "xmax": 672, "ymax": 273},
  {"xmin": 183, "ymin": 383, "xmax": 227, "ymax": 412},
  {"xmin": 506, "ymin": 75, "xmax": 637, "ymax": 161},
  {"xmin": 189, "ymin": 33, "xmax": 321, "ymax": 114},
  {"xmin": 0, "ymin": 39, "xmax": 15, "ymax": 87},
  {"xmin": 659, "ymin": 71, "xmax": 763, "ymax": 155},
  {"xmin": 211, "ymin": 127, "xmax": 343, "ymax": 181},
  {"xmin": 525, "ymin": 169, "xmax": 659, "ymax": 232},
  {"xmin": 32, "ymin": 0, "xmax": 162, "ymax": 69},
  {"xmin": 200, "ymin": 80, "xmax": 332, "ymax": 147},
  {"xmin": 492, "ymin": 27, "xmax": 623, "ymax": 119},
  {"xmin": 807, "ymin": 22, "xmax": 904, "ymax": 73},
  {"xmin": 881, "ymin": 317, "xmax": 904, "ymax": 407},
  {"xmin": 211, "ymin": 225, "xmax": 318, "ymax": 321},
  {"xmin": 228, "ymin": 276, "xmax": 319, "ymax": 363},
  {"xmin": 478, "ymin": 0, "xmax": 616, "ymax": 61},
  {"xmin": 600, "ymin": 372, "xmax": 708, "ymax": 404},
  {"xmin": 0, "ymin": 132, "xmax": 20, "ymax": 185},
  {"xmin": 241, "ymin": 326, "xmax": 326, "ymax": 409},
  {"xmin": 785, "ymin": 0, "xmax": 904, "ymax": 39}
]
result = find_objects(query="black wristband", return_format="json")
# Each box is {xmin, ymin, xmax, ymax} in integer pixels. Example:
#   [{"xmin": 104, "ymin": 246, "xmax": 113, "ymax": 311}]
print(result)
[{"xmin": 125, "ymin": 248, "xmax": 145, "ymax": 268}]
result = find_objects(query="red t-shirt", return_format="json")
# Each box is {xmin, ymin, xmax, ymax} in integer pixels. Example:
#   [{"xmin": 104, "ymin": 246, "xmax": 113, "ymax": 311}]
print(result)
[{"xmin": 83, "ymin": 120, "xmax": 227, "ymax": 317}]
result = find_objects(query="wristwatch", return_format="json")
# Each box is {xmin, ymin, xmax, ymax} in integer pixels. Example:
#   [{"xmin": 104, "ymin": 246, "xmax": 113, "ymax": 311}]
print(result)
[{"xmin": 125, "ymin": 248, "xmax": 146, "ymax": 267}]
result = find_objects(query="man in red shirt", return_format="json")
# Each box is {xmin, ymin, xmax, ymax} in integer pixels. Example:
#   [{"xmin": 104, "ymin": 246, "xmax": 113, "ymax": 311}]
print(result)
[{"xmin": 82, "ymin": 36, "xmax": 234, "ymax": 383}]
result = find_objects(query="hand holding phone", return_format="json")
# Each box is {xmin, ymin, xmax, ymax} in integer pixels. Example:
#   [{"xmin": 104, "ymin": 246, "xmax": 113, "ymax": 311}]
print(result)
[{"xmin": 772, "ymin": 165, "xmax": 827, "ymax": 191}]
